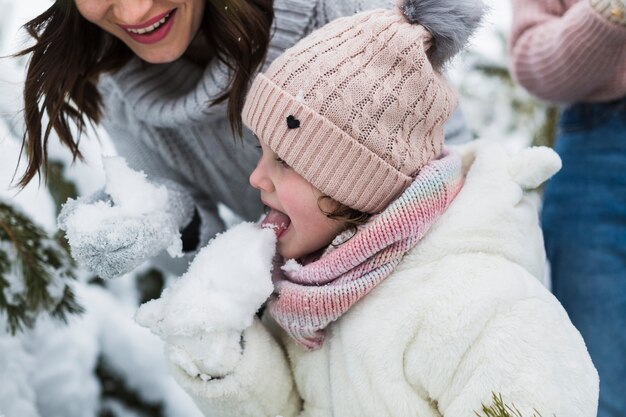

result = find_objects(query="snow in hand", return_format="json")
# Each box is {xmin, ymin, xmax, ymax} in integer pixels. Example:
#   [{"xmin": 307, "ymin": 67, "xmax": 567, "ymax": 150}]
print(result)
[
  {"xmin": 135, "ymin": 222, "xmax": 276, "ymax": 378},
  {"xmin": 102, "ymin": 156, "xmax": 169, "ymax": 215},
  {"xmin": 65, "ymin": 157, "xmax": 169, "ymax": 232},
  {"xmin": 60, "ymin": 156, "xmax": 184, "ymax": 274}
]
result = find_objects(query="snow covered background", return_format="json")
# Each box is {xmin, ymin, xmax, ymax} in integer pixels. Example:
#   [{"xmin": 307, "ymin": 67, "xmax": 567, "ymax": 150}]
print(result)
[{"xmin": 0, "ymin": 1, "xmax": 546, "ymax": 417}]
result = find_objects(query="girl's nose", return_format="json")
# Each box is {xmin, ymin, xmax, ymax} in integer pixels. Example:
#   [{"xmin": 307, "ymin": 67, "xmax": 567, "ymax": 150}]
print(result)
[
  {"xmin": 111, "ymin": 0, "xmax": 154, "ymax": 25},
  {"xmin": 249, "ymin": 160, "xmax": 274, "ymax": 192}
]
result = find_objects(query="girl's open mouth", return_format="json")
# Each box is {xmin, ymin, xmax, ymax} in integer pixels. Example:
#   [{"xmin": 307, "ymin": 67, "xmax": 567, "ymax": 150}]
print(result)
[
  {"xmin": 120, "ymin": 9, "xmax": 177, "ymax": 45},
  {"xmin": 261, "ymin": 208, "xmax": 291, "ymax": 239}
]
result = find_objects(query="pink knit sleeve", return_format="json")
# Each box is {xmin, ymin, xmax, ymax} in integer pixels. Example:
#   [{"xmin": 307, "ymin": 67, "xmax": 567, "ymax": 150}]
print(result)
[{"xmin": 509, "ymin": 0, "xmax": 626, "ymax": 103}]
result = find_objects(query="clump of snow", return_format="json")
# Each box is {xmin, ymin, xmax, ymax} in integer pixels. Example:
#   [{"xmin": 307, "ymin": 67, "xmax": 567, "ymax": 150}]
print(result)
[
  {"xmin": 0, "ymin": 333, "xmax": 39, "ymax": 417},
  {"xmin": 62, "ymin": 201, "xmax": 119, "ymax": 234},
  {"xmin": 135, "ymin": 222, "xmax": 276, "ymax": 376},
  {"xmin": 136, "ymin": 222, "xmax": 276, "ymax": 334},
  {"xmin": 64, "ymin": 156, "xmax": 169, "ymax": 234},
  {"xmin": 103, "ymin": 156, "xmax": 168, "ymax": 215},
  {"xmin": 1, "ymin": 241, "xmax": 24, "ymax": 306},
  {"xmin": 282, "ymin": 259, "xmax": 303, "ymax": 274},
  {"xmin": 23, "ymin": 312, "xmax": 100, "ymax": 417},
  {"xmin": 59, "ymin": 156, "xmax": 185, "ymax": 276}
]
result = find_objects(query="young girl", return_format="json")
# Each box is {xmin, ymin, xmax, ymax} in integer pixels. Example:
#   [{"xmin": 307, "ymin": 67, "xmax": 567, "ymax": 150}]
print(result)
[{"xmin": 138, "ymin": 0, "xmax": 599, "ymax": 415}]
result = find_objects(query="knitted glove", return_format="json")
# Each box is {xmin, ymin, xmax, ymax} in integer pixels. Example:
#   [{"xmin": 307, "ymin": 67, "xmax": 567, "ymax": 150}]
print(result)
[
  {"xmin": 135, "ymin": 222, "xmax": 276, "ymax": 380},
  {"xmin": 590, "ymin": 0, "xmax": 626, "ymax": 26},
  {"xmin": 58, "ymin": 157, "xmax": 195, "ymax": 279}
]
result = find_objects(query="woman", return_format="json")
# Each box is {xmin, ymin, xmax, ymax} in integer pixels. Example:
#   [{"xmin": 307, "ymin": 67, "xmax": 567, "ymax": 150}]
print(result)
[{"xmin": 509, "ymin": 1, "xmax": 626, "ymax": 416}]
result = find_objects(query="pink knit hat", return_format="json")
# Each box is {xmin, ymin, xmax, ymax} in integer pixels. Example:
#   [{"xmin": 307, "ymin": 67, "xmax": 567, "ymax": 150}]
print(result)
[{"xmin": 243, "ymin": 0, "xmax": 485, "ymax": 213}]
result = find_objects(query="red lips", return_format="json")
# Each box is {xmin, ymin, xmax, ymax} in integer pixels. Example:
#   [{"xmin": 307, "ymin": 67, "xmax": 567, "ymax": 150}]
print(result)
[{"xmin": 119, "ymin": 8, "xmax": 177, "ymax": 45}]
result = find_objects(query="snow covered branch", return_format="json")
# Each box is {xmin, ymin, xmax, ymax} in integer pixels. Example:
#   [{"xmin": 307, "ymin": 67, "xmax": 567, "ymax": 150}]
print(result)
[{"xmin": 0, "ymin": 200, "xmax": 83, "ymax": 334}]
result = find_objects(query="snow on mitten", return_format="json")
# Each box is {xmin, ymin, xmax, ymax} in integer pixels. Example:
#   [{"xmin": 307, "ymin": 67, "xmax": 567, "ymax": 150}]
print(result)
[
  {"xmin": 135, "ymin": 222, "xmax": 276, "ymax": 379},
  {"xmin": 58, "ymin": 157, "xmax": 195, "ymax": 279}
]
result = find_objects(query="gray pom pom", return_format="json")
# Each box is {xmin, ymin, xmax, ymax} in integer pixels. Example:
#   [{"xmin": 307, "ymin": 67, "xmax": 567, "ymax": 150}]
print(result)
[{"xmin": 401, "ymin": 0, "xmax": 487, "ymax": 69}]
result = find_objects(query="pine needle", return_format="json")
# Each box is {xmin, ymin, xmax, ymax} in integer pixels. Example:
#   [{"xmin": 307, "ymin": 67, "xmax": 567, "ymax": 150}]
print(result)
[
  {"xmin": 0, "ymin": 201, "xmax": 83, "ymax": 334},
  {"xmin": 475, "ymin": 393, "xmax": 546, "ymax": 417}
]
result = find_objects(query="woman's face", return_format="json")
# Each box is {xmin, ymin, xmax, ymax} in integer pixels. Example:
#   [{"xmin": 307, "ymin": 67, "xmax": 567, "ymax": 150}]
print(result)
[{"xmin": 74, "ymin": 0, "xmax": 205, "ymax": 63}]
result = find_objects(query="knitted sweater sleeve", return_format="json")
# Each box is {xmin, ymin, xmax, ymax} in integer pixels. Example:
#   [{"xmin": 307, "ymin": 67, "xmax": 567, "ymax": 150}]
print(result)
[
  {"xmin": 509, "ymin": 0, "xmax": 626, "ymax": 103},
  {"xmin": 168, "ymin": 318, "xmax": 302, "ymax": 417}
]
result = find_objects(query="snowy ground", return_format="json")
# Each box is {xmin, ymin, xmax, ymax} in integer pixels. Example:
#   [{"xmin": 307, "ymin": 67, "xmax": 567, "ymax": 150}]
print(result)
[{"xmin": 0, "ymin": 1, "xmax": 536, "ymax": 417}]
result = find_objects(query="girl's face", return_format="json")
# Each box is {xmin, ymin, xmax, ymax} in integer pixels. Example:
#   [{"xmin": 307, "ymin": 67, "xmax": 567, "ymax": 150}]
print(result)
[
  {"xmin": 249, "ymin": 141, "xmax": 346, "ymax": 260},
  {"xmin": 74, "ymin": 0, "xmax": 205, "ymax": 63}
]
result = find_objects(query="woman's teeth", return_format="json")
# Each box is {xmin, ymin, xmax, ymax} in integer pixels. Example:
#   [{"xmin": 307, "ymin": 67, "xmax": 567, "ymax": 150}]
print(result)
[{"xmin": 126, "ymin": 13, "xmax": 170, "ymax": 35}]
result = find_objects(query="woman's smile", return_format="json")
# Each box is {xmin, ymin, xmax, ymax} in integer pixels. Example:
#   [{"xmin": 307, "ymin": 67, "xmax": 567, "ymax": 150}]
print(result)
[
  {"xmin": 119, "ymin": 8, "xmax": 177, "ymax": 44},
  {"xmin": 75, "ymin": 0, "xmax": 205, "ymax": 63}
]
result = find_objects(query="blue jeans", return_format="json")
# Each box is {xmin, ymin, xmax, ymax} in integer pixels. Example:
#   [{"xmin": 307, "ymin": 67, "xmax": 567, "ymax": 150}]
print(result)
[{"xmin": 541, "ymin": 97, "xmax": 626, "ymax": 417}]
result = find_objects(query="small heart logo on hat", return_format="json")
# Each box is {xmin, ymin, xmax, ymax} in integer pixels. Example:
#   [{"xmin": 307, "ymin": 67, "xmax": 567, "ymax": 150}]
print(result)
[{"xmin": 286, "ymin": 115, "xmax": 301, "ymax": 129}]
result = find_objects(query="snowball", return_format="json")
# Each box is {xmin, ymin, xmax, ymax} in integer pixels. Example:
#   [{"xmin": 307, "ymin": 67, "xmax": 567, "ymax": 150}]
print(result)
[
  {"xmin": 102, "ymin": 156, "xmax": 168, "ymax": 215},
  {"xmin": 135, "ymin": 222, "xmax": 277, "ymax": 337},
  {"xmin": 281, "ymin": 259, "xmax": 303, "ymax": 274},
  {"xmin": 64, "ymin": 200, "xmax": 122, "ymax": 234}
]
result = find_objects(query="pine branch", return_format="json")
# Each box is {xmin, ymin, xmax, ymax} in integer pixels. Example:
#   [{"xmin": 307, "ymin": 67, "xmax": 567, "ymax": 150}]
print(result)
[
  {"xmin": 475, "ymin": 393, "xmax": 547, "ymax": 417},
  {"xmin": 0, "ymin": 200, "xmax": 83, "ymax": 334}
]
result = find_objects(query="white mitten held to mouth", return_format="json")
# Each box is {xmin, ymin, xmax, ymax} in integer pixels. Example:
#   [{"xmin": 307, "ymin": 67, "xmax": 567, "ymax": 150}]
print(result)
[{"xmin": 135, "ymin": 222, "xmax": 276, "ymax": 378}]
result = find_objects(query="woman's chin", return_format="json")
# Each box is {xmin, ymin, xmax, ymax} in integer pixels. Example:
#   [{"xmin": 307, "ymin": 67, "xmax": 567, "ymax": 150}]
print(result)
[{"xmin": 130, "ymin": 46, "xmax": 187, "ymax": 64}]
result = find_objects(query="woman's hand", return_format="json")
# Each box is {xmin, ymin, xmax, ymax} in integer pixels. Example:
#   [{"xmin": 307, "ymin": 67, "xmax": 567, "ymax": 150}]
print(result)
[
  {"xmin": 57, "ymin": 157, "xmax": 195, "ymax": 279},
  {"xmin": 58, "ymin": 200, "xmax": 182, "ymax": 278}
]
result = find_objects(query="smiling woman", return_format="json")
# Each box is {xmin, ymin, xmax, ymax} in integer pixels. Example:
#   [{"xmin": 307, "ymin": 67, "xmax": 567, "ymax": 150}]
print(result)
[
  {"xmin": 74, "ymin": 0, "xmax": 205, "ymax": 63},
  {"xmin": 14, "ymin": 0, "xmax": 398, "ymax": 280}
]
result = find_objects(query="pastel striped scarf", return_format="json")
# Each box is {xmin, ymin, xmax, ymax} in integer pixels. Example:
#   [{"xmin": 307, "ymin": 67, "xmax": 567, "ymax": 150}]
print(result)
[{"xmin": 268, "ymin": 150, "xmax": 464, "ymax": 350}]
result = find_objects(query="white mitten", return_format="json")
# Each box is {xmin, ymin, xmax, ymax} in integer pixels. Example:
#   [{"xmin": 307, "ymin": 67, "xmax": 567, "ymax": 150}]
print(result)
[
  {"xmin": 58, "ymin": 157, "xmax": 194, "ymax": 279},
  {"xmin": 135, "ymin": 222, "xmax": 276, "ymax": 379}
]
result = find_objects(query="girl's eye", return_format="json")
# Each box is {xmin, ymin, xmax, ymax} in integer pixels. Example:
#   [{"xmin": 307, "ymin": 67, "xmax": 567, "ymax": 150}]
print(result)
[{"xmin": 275, "ymin": 157, "xmax": 290, "ymax": 168}]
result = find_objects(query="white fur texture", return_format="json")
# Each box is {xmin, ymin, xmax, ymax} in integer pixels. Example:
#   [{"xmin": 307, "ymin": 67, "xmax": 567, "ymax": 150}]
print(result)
[
  {"xmin": 508, "ymin": 146, "xmax": 562, "ymax": 190},
  {"xmin": 168, "ymin": 142, "xmax": 598, "ymax": 417}
]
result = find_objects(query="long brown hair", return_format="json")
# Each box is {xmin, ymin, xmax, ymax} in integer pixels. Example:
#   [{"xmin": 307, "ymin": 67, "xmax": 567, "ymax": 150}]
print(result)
[{"xmin": 15, "ymin": 0, "xmax": 274, "ymax": 187}]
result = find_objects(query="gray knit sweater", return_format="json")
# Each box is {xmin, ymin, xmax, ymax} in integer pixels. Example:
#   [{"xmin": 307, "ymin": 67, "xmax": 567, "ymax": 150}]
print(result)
[{"xmin": 98, "ymin": 0, "xmax": 466, "ymax": 251}]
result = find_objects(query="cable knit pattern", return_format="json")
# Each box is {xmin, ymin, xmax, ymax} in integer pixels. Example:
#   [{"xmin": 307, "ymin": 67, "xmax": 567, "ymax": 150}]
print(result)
[
  {"xmin": 243, "ymin": 8, "xmax": 457, "ymax": 213},
  {"xmin": 268, "ymin": 151, "xmax": 463, "ymax": 350},
  {"xmin": 509, "ymin": 0, "xmax": 626, "ymax": 103}
]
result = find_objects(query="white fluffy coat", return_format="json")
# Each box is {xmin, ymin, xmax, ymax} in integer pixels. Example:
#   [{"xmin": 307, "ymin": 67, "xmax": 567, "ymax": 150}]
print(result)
[{"xmin": 169, "ymin": 141, "xmax": 599, "ymax": 417}]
